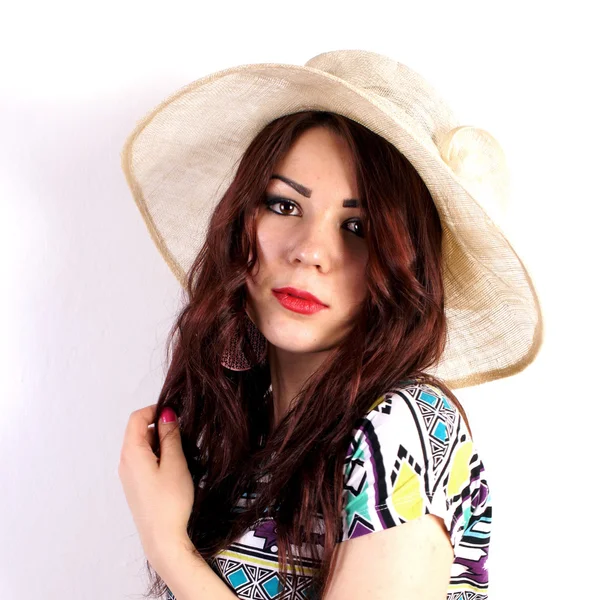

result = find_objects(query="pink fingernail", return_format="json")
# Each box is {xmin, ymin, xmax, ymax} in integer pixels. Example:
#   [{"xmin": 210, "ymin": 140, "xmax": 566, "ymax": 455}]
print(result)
[{"xmin": 160, "ymin": 407, "xmax": 177, "ymax": 423}]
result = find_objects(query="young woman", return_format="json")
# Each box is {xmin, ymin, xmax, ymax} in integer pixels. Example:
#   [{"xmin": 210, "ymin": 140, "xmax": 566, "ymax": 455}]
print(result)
[{"xmin": 118, "ymin": 50, "xmax": 543, "ymax": 600}]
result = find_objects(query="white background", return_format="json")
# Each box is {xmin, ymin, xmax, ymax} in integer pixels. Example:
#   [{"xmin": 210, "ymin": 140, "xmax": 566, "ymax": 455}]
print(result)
[{"xmin": 1, "ymin": 1, "xmax": 597, "ymax": 598}]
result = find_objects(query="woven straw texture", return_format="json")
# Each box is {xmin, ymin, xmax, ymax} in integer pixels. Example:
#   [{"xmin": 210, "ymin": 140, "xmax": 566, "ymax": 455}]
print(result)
[{"xmin": 121, "ymin": 49, "xmax": 544, "ymax": 389}]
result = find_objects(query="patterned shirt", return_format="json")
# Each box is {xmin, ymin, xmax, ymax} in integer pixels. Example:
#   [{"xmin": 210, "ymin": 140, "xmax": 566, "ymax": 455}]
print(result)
[{"xmin": 166, "ymin": 380, "xmax": 492, "ymax": 599}]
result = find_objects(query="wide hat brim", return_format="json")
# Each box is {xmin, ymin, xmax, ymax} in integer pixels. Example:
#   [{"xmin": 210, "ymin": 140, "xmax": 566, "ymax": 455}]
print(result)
[{"xmin": 121, "ymin": 49, "xmax": 544, "ymax": 389}]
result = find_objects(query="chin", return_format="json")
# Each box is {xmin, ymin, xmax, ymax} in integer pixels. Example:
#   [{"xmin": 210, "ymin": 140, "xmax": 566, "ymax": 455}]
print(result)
[{"xmin": 262, "ymin": 320, "xmax": 327, "ymax": 353}]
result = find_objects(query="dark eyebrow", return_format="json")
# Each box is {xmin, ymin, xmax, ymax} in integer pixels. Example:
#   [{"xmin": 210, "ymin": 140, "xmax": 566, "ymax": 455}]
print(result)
[{"xmin": 270, "ymin": 174, "xmax": 362, "ymax": 208}]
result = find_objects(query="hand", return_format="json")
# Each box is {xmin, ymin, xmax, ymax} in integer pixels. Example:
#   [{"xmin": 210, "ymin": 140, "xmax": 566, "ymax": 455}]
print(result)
[{"xmin": 118, "ymin": 404, "xmax": 195, "ymax": 571}]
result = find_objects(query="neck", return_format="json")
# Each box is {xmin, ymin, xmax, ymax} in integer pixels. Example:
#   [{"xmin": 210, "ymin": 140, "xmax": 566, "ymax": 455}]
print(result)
[{"xmin": 267, "ymin": 343, "xmax": 332, "ymax": 430}]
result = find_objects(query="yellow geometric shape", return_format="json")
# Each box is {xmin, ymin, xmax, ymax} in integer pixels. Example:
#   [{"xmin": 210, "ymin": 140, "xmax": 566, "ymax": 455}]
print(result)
[
  {"xmin": 447, "ymin": 441, "xmax": 473, "ymax": 497},
  {"xmin": 391, "ymin": 461, "xmax": 424, "ymax": 521},
  {"xmin": 368, "ymin": 394, "xmax": 386, "ymax": 412}
]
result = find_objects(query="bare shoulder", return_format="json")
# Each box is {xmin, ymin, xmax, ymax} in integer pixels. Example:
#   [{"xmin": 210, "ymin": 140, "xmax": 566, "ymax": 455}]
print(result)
[{"xmin": 324, "ymin": 513, "xmax": 453, "ymax": 600}]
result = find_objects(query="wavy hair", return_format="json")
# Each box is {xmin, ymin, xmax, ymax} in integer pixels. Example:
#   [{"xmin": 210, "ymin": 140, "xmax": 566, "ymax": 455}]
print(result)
[{"xmin": 144, "ymin": 110, "xmax": 472, "ymax": 599}]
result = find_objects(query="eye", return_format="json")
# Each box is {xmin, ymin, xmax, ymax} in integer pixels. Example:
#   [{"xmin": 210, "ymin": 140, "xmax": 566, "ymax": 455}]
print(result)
[
  {"xmin": 264, "ymin": 195, "xmax": 300, "ymax": 217},
  {"xmin": 345, "ymin": 219, "xmax": 365, "ymax": 238}
]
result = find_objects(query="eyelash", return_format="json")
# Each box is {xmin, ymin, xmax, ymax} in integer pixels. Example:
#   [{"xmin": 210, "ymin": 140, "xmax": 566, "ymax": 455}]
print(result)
[{"xmin": 263, "ymin": 195, "xmax": 366, "ymax": 239}]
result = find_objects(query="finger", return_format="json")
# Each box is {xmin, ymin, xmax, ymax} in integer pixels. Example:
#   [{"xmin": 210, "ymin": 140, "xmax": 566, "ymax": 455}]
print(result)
[
  {"xmin": 123, "ymin": 404, "xmax": 158, "ymax": 449},
  {"xmin": 118, "ymin": 404, "xmax": 161, "ymax": 476},
  {"xmin": 156, "ymin": 408, "xmax": 184, "ymax": 468}
]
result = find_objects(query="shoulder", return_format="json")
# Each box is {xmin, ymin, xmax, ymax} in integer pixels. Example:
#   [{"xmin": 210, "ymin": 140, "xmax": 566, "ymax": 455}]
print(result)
[
  {"xmin": 364, "ymin": 379, "xmax": 459, "ymax": 427},
  {"xmin": 341, "ymin": 379, "xmax": 489, "ymax": 548},
  {"xmin": 341, "ymin": 380, "xmax": 474, "ymax": 527},
  {"xmin": 349, "ymin": 380, "xmax": 465, "ymax": 470}
]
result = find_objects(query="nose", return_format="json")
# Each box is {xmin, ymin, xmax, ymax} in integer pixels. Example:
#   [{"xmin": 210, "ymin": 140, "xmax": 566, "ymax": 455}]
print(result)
[{"xmin": 287, "ymin": 220, "xmax": 337, "ymax": 272}]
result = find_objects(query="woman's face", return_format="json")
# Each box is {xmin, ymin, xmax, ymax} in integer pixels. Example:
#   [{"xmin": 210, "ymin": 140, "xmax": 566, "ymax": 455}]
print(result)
[{"xmin": 245, "ymin": 126, "xmax": 369, "ymax": 355}]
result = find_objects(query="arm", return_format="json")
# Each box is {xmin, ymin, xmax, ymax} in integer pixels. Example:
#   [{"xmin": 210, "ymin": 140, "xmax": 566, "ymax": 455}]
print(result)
[
  {"xmin": 323, "ymin": 513, "xmax": 453, "ymax": 600},
  {"xmin": 154, "ymin": 538, "xmax": 238, "ymax": 600}
]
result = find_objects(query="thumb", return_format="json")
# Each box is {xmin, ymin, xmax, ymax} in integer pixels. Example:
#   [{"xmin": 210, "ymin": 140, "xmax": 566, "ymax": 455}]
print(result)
[{"xmin": 157, "ymin": 407, "xmax": 183, "ymax": 465}]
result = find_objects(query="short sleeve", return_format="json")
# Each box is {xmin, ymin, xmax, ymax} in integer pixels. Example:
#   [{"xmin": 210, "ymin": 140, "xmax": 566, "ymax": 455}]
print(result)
[{"xmin": 338, "ymin": 381, "xmax": 491, "ymax": 551}]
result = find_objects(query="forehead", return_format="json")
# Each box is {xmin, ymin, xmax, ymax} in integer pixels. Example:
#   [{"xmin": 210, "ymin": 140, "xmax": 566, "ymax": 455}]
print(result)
[{"xmin": 270, "ymin": 128, "xmax": 360, "ymax": 197}]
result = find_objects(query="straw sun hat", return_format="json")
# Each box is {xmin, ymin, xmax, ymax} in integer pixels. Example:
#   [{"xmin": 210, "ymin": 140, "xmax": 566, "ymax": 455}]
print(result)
[{"xmin": 120, "ymin": 48, "xmax": 544, "ymax": 389}]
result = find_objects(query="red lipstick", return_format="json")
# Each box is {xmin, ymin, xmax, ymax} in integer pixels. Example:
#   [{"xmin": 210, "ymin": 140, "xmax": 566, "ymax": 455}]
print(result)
[{"xmin": 272, "ymin": 287, "xmax": 328, "ymax": 315}]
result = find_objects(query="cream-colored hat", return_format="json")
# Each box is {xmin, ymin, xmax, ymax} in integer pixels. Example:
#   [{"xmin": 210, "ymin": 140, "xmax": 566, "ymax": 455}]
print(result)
[{"xmin": 120, "ymin": 48, "xmax": 544, "ymax": 389}]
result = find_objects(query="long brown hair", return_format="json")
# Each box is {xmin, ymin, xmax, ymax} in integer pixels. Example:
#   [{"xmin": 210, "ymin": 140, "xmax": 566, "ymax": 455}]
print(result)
[{"xmin": 144, "ymin": 110, "xmax": 472, "ymax": 598}]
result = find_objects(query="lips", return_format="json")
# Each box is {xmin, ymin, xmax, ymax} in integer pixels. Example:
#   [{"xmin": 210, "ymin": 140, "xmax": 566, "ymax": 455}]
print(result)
[
  {"xmin": 271, "ymin": 287, "xmax": 329, "ymax": 315},
  {"xmin": 272, "ymin": 287, "xmax": 327, "ymax": 307}
]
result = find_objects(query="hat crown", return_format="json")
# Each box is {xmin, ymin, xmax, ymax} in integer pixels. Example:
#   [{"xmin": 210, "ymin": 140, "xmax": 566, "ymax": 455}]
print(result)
[{"xmin": 305, "ymin": 50, "xmax": 460, "ymax": 146}]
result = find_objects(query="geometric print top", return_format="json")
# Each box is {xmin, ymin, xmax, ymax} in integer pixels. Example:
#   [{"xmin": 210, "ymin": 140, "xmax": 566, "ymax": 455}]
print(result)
[{"xmin": 166, "ymin": 380, "xmax": 491, "ymax": 600}]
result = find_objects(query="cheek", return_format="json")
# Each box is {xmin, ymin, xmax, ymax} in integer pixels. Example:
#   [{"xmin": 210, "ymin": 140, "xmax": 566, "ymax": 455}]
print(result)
[
  {"xmin": 252, "ymin": 224, "xmax": 284, "ymax": 274},
  {"xmin": 342, "ymin": 263, "xmax": 369, "ymax": 312},
  {"xmin": 256, "ymin": 223, "xmax": 282, "ymax": 258},
  {"xmin": 247, "ymin": 225, "xmax": 279, "ymax": 286}
]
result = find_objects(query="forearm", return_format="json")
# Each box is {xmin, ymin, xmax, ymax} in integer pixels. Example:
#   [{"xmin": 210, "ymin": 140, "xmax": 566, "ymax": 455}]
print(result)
[{"xmin": 156, "ymin": 540, "xmax": 238, "ymax": 600}]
